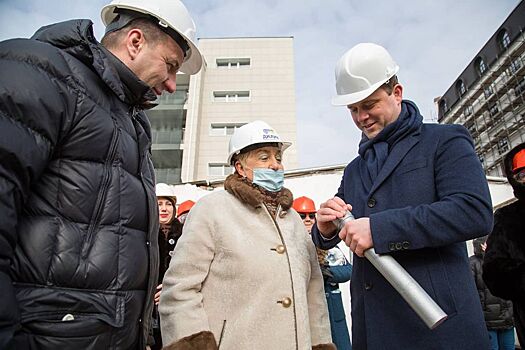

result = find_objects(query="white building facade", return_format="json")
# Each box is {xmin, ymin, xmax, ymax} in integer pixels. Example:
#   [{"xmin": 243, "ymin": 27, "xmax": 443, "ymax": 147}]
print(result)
[{"xmin": 147, "ymin": 37, "xmax": 298, "ymax": 184}]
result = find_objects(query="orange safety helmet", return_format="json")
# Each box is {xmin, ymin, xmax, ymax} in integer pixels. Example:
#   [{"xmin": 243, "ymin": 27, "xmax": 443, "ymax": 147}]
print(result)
[
  {"xmin": 292, "ymin": 196, "xmax": 316, "ymax": 213},
  {"xmin": 177, "ymin": 200, "xmax": 195, "ymax": 217},
  {"xmin": 512, "ymin": 149, "xmax": 525, "ymax": 173}
]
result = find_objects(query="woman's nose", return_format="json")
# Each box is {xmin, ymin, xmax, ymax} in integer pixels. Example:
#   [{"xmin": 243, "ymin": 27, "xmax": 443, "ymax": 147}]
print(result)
[{"xmin": 268, "ymin": 157, "xmax": 281, "ymax": 170}]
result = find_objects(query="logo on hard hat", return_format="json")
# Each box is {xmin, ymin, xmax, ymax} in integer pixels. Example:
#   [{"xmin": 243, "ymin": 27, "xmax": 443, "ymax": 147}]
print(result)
[{"xmin": 262, "ymin": 128, "xmax": 279, "ymax": 140}]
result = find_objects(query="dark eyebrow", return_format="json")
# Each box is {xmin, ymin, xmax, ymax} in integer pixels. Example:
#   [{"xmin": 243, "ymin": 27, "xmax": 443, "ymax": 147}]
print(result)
[{"xmin": 363, "ymin": 98, "xmax": 380, "ymax": 105}]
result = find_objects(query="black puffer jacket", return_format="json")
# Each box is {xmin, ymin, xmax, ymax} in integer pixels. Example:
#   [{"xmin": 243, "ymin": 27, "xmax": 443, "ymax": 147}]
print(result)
[
  {"xmin": 483, "ymin": 142, "xmax": 525, "ymax": 346},
  {"xmin": 0, "ymin": 20, "xmax": 159, "ymax": 349},
  {"xmin": 469, "ymin": 237, "xmax": 513, "ymax": 330}
]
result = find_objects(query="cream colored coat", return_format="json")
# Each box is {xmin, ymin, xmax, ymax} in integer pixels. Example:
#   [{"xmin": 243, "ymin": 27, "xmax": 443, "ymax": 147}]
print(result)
[{"xmin": 159, "ymin": 189, "xmax": 332, "ymax": 349}]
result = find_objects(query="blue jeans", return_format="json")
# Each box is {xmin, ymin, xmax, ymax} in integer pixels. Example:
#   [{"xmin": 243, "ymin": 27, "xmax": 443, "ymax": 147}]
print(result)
[{"xmin": 488, "ymin": 328, "xmax": 515, "ymax": 350}]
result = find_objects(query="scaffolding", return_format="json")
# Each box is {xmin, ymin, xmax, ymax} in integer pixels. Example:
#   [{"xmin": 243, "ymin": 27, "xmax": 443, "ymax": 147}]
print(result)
[{"xmin": 441, "ymin": 29, "xmax": 525, "ymax": 176}]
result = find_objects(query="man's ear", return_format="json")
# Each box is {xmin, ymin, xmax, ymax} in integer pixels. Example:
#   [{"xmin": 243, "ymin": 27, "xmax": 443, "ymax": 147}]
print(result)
[
  {"xmin": 393, "ymin": 83, "xmax": 403, "ymax": 104},
  {"xmin": 126, "ymin": 29, "xmax": 146, "ymax": 60}
]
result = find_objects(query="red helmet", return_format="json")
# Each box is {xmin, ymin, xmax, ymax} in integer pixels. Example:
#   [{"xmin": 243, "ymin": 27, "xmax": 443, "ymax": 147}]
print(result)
[
  {"xmin": 292, "ymin": 196, "xmax": 316, "ymax": 213},
  {"xmin": 512, "ymin": 149, "xmax": 525, "ymax": 173},
  {"xmin": 177, "ymin": 200, "xmax": 195, "ymax": 217}
]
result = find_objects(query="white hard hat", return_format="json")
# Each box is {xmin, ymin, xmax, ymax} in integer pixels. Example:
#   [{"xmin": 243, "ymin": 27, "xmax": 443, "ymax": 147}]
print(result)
[
  {"xmin": 101, "ymin": 0, "xmax": 203, "ymax": 75},
  {"xmin": 332, "ymin": 43, "xmax": 399, "ymax": 106},
  {"xmin": 155, "ymin": 183, "xmax": 177, "ymax": 203},
  {"xmin": 227, "ymin": 120, "xmax": 291, "ymax": 165}
]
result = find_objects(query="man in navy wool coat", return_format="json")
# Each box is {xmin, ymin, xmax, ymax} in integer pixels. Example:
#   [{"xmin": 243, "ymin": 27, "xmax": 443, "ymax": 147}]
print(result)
[{"xmin": 311, "ymin": 43, "xmax": 493, "ymax": 350}]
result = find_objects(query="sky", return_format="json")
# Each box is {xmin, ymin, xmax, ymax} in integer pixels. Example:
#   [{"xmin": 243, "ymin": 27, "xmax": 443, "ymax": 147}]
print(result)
[{"xmin": 0, "ymin": 0, "xmax": 521, "ymax": 169}]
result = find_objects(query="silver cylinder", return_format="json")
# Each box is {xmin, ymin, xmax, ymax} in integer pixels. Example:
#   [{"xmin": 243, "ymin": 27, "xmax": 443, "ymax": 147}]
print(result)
[{"xmin": 335, "ymin": 211, "xmax": 447, "ymax": 329}]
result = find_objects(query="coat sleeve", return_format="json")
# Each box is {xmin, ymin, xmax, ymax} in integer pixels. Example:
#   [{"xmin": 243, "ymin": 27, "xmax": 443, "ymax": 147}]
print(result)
[
  {"xmin": 310, "ymin": 165, "xmax": 353, "ymax": 250},
  {"xmin": 326, "ymin": 263, "xmax": 353, "ymax": 284},
  {"xmin": 482, "ymin": 208, "xmax": 525, "ymax": 301},
  {"xmin": 370, "ymin": 125, "xmax": 493, "ymax": 253},
  {"xmin": 305, "ymin": 233, "xmax": 334, "ymax": 347},
  {"xmin": 158, "ymin": 201, "xmax": 217, "ymax": 348},
  {"xmin": 0, "ymin": 39, "xmax": 71, "ymax": 348}
]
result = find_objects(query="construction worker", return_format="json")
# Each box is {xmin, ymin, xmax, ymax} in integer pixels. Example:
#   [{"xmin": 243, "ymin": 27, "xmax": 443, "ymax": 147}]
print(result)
[
  {"xmin": 0, "ymin": 0, "xmax": 202, "ymax": 348},
  {"xmin": 311, "ymin": 43, "xmax": 493, "ymax": 349},
  {"xmin": 483, "ymin": 143, "xmax": 525, "ymax": 348},
  {"xmin": 177, "ymin": 200, "xmax": 195, "ymax": 225},
  {"xmin": 159, "ymin": 121, "xmax": 334, "ymax": 349},
  {"xmin": 293, "ymin": 196, "xmax": 353, "ymax": 350}
]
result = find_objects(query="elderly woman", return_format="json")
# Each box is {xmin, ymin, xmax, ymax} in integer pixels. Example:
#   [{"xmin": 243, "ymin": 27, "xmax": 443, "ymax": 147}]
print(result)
[{"xmin": 159, "ymin": 120, "xmax": 334, "ymax": 350}]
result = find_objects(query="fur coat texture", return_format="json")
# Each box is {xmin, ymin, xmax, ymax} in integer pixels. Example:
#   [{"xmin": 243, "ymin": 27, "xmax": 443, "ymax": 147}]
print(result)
[{"xmin": 159, "ymin": 174, "xmax": 334, "ymax": 349}]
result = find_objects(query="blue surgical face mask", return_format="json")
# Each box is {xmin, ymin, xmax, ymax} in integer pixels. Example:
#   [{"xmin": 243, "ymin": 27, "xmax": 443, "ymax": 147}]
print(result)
[{"xmin": 252, "ymin": 168, "xmax": 284, "ymax": 192}]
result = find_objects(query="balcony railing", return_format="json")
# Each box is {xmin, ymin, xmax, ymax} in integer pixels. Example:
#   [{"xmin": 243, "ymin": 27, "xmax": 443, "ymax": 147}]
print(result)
[{"xmin": 151, "ymin": 130, "xmax": 184, "ymax": 145}]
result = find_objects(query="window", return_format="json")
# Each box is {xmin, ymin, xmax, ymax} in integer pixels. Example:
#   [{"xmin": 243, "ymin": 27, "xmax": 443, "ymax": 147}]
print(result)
[
  {"xmin": 499, "ymin": 30, "xmax": 511, "ymax": 50},
  {"xmin": 464, "ymin": 105, "xmax": 473, "ymax": 117},
  {"xmin": 484, "ymin": 85, "xmax": 494, "ymax": 99},
  {"xmin": 514, "ymin": 77, "xmax": 525, "ymax": 96},
  {"xmin": 208, "ymin": 163, "xmax": 233, "ymax": 177},
  {"xmin": 213, "ymin": 91, "xmax": 250, "ymax": 102},
  {"xmin": 489, "ymin": 103, "xmax": 499, "ymax": 117},
  {"xmin": 475, "ymin": 57, "xmax": 487, "ymax": 76},
  {"xmin": 497, "ymin": 138, "xmax": 509, "ymax": 155},
  {"xmin": 466, "ymin": 120, "xmax": 477, "ymax": 136},
  {"xmin": 477, "ymin": 154, "xmax": 484, "ymax": 164},
  {"xmin": 216, "ymin": 58, "xmax": 251, "ymax": 69},
  {"xmin": 456, "ymin": 80, "xmax": 466, "ymax": 96},
  {"xmin": 509, "ymin": 58, "xmax": 522, "ymax": 74},
  {"xmin": 210, "ymin": 123, "xmax": 247, "ymax": 136}
]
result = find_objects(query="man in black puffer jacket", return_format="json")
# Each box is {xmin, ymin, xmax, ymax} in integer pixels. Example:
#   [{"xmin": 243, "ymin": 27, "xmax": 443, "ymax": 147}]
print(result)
[
  {"xmin": 484, "ymin": 142, "xmax": 525, "ymax": 348},
  {"xmin": 0, "ymin": 1, "xmax": 202, "ymax": 348},
  {"xmin": 470, "ymin": 236, "xmax": 515, "ymax": 349}
]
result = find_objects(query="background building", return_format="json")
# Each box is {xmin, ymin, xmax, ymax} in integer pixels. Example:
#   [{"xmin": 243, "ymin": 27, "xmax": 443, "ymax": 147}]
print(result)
[
  {"xmin": 147, "ymin": 37, "xmax": 298, "ymax": 184},
  {"xmin": 437, "ymin": 0, "xmax": 525, "ymax": 176}
]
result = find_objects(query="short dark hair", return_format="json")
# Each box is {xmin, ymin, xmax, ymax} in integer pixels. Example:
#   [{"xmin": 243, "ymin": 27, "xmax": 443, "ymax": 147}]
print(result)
[
  {"xmin": 380, "ymin": 75, "xmax": 399, "ymax": 95},
  {"xmin": 101, "ymin": 18, "xmax": 164, "ymax": 50}
]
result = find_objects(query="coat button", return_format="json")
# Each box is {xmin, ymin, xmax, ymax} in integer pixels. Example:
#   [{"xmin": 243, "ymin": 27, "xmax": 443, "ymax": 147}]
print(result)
[
  {"xmin": 278, "ymin": 297, "xmax": 292, "ymax": 308},
  {"xmin": 275, "ymin": 245, "xmax": 286, "ymax": 254},
  {"xmin": 395, "ymin": 242, "xmax": 402, "ymax": 250},
  {"xmin": 402, "ymin": 241, "xmax": 410, "ymax": 249},
  {"xmin": 365, "ymin": 282, "xmax": 373, "ymax": 291},
  {"xmin": 389, "ymin": 243, "xmax": 396, "ymax": 251},
  {"xmin": 367, "ymin": 198, "xmax": 376, "ymax": 208},
  {"xmin": 61, "ymin": 314, "xmax": 75, "ymax": 321}
]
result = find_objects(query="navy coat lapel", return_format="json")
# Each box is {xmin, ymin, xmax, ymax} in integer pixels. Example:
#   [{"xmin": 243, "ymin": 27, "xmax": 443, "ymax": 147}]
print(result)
[{"xmin": 369, "ymin": 129, "xmax": 421, "ymax": 194}]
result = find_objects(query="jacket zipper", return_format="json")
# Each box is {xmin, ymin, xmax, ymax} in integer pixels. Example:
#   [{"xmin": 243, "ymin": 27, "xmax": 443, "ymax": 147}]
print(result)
[
  {"xmin": 265, "ymin": 204, "xmax": 299, "ymax": 350},
  {"xmin": 81, "ymin": 127, "xmax": 121, "ymax": 259}
]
